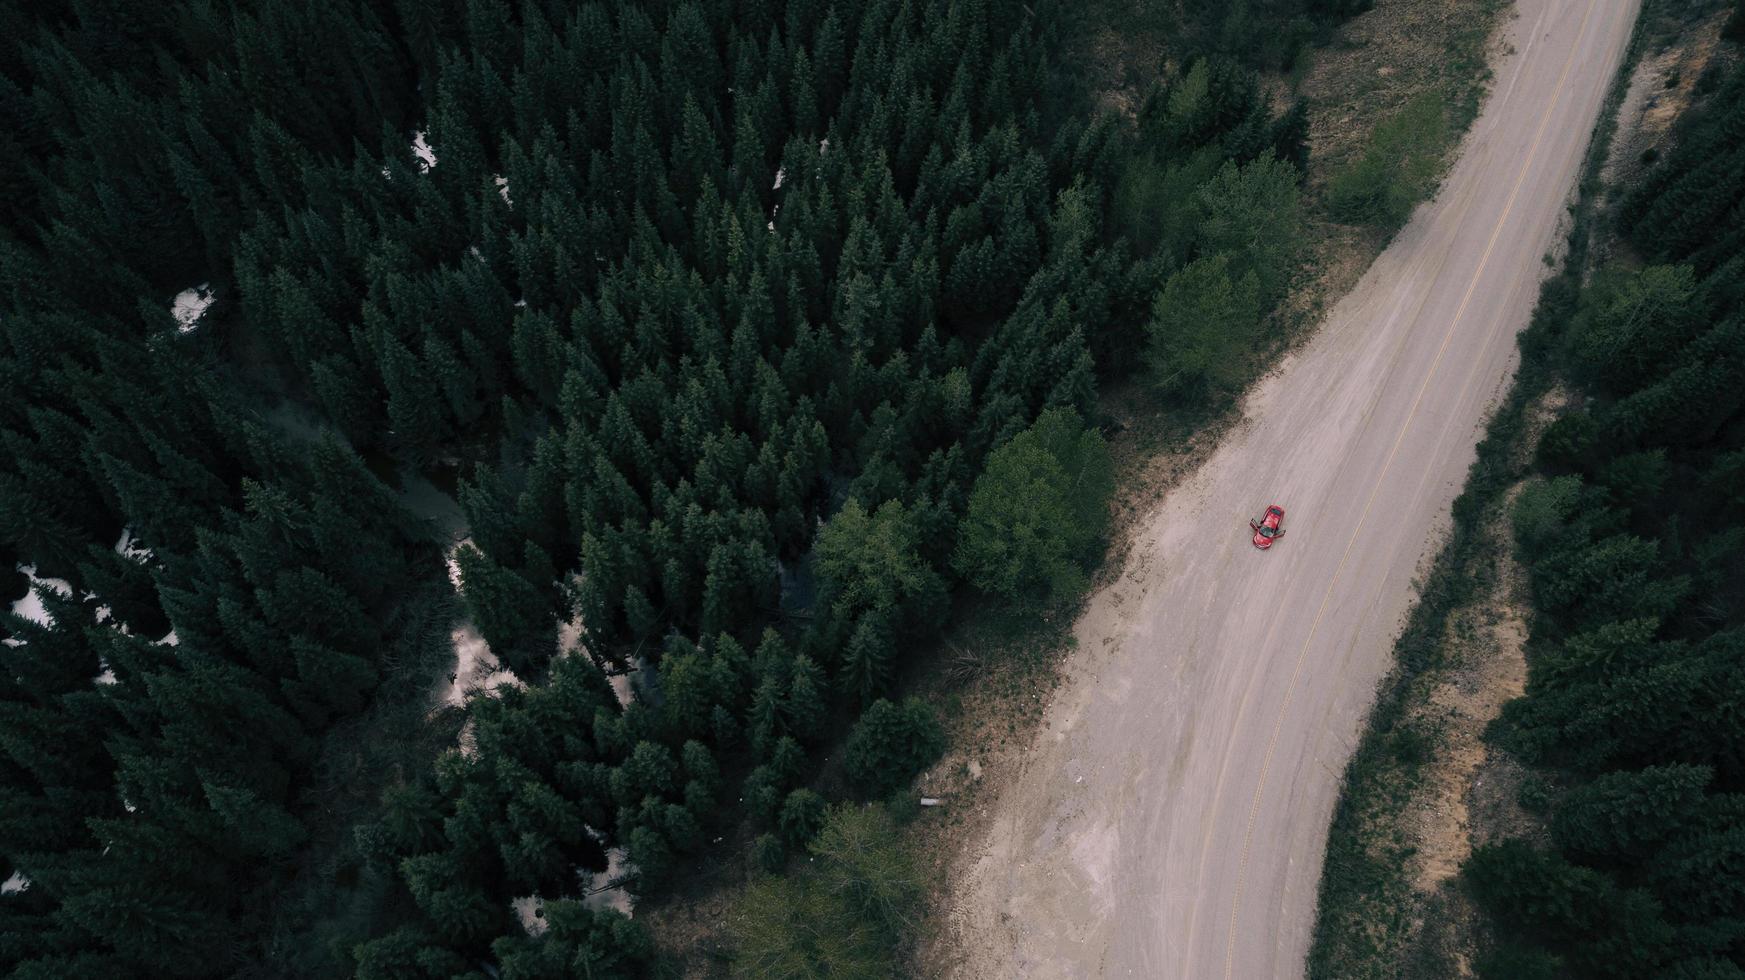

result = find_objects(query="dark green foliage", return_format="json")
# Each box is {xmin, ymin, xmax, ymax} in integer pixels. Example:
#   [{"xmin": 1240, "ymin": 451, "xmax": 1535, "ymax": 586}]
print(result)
[
  {"xmin": 1467, "ymin": 54, "xmax": 1745, "ymax": 977},
  {"xmin": 728, "ymin": 804, "xmax": 919, "ymax": 979},
  {"xmin": 954, "ymin": 407, "xmax": 1115, "ymax": 601},
  {"xmin": 492, "ymin": 901, "xmax": 654, "ymax": 980},
  {"xmin": 0, "ymin": 0, "xmax": 1345, "ymax": 970},
  {"xmin": 778, "ymin": 789, "xmax": 828, "ymax": 846},
  {"xmin": 1466, "ymin": 840, "xmax": 1675, "ymax": 977},
  {"xmin": 843, "ymin": 698, "xmax": 947, "ymax": 798},
  {"xmin": 1145, "ymin": 253, "xmax": 1265, "ymax": 398}
]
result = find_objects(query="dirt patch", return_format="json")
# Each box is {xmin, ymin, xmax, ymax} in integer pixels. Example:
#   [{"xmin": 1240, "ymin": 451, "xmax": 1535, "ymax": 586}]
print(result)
[
  {"xmin": 1401, "ymin": 483, "xmax": 1531, "ymax": 896},
  {"xmin": 1594, "ymin": 9, "xmax": 1734, "ymax": 261},
  {"xmin": 1600, "ymin": 10, "xmax": 1731, "ymax": 188}
]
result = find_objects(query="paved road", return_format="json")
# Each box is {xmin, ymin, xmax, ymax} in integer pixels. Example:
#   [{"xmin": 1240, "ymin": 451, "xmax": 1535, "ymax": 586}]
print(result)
[{"xmin": 937, "ymin": 2, "xmax": 1637, "ymax": 976}]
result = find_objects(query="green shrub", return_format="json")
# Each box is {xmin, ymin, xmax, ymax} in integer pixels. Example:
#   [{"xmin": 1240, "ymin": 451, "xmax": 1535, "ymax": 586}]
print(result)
[
  {"xmin": 1327, "ymin": 93, "xmax": 1449, "ymax": 226},
  {"xmin": 953, "ymin": 408, "xmax": 1114, "ymax": 602},
  {"xmin": 778, "ymin": 789, "xmax": 828, "ymax": 846},
  {"xmin": 843, "ymin": 698, "xmax": 946, "ymax": 798}
]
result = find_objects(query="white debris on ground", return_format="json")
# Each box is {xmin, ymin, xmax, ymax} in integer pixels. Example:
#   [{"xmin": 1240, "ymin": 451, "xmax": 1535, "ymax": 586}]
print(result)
[
  {"xmin": 411, "ymin": 130, "xmax": 437, "ymax": 172},
  {"xmin": 113, "ymin": 527, "xmax": 153, "ymax": 563},
  {"xmin": 436, "ymin": 538, "xmax": 522, "ymax": 710},
  {"xmin": 495, "ymin": 174, "xmax": 512, "ymax": 205},
  {"xmin": 608, "ymin": 669, "xmax": 633, "ymax": 708},
  {"xmin": 170, "ymin": 284, "xmax": 214, "ymax": 334},
  {"xmin": 556, "ymin": 573, "xmax": 588, "ymax": 660},
  {"xmin": 10, "ymin": 564, "xmax": 72, "ymax": 628},
  {"xmin": 512, "ymin": 895, "xmax": 548, "ymax": 936},
  {"xmin": 582, "ymin": 832, "xmax": 634, "ymax": 916},
  {"xmin": 1, "ymin": 871, "xmax": 28, "ymax": 895}
]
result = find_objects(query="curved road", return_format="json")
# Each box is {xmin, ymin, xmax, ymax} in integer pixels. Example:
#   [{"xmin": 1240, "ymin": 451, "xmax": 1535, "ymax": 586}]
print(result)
[{"xmin": 938, "ymin": 2, "xmax": 1637, "ymax": 976}]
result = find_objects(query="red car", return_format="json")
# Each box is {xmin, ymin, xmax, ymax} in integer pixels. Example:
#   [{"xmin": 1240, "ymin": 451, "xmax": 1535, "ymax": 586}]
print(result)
[{"xmin": 1250, "ymin": 505, "xmax": 1286, "ymax": 550}]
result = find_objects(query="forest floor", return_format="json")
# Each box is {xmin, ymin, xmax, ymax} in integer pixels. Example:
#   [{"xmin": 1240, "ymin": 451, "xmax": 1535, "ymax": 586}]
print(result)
[{"xmin": 1305, "ymin": 6, "xmax": 1735, "ymax": 978}]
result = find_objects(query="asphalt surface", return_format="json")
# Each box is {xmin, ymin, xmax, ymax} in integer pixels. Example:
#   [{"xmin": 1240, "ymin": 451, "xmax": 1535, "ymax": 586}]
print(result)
[{"xmin": 937, "ymin": 2, "xmax": 1638, "ymax": 976}]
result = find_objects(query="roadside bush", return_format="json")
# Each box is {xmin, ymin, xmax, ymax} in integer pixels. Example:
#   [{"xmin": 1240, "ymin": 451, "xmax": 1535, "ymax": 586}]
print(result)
[
  {"xmin": 1510, "ymin": 475, "xmax": 1585, "ymax": 560},
  {"xmin": 728, "ymin": 804, "xmax": 919, "ymax": 980},
  {"xmin": 953, "ymin": 408, "xmax": 1114, "ymax": 603},
  {"xmin": 1144, "ymin": 252, "xmax": 1264, "ymax": 399},
  {"xmin": 1327, "ymin": 93, "xmax": 1449, "ymax": 226},
  {"xmin": 843, "ymin": 698, "xmax": 946, "ymax": 799}
]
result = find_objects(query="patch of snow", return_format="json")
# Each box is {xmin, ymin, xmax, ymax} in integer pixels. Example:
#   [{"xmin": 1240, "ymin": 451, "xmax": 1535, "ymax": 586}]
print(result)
[
  {"xmin": 495, "ymin": 174, "xmax": 512, "ymax": 206},
  {"xmin": 1, "ymin": 871, "xmax": 28, "ymax": 895},
  {"xmin": 10, "ymin": 565, "xmax": 72, "ymax": 627},
  {"xmin": 772, "ymin": 166, "xmax": 786, "ymax": 191},
  {"xmin": 513, "ymin": 895, "xmax": 547, "ymax": 936},
  {"xmin": 170, "ymin": 284, "xmax": 214, "ymax": 334},
  {"xmin": 94, "ymin": 663, "xmax": 117, "ymax": 686},
  {"xmin": 113, "ymin": 527, "xmax": 153, "ymax": 563},
  {"xmin": 438, "ymin": 620, "xmax": 520, "ymax": 709},
  {"xmin": 608, "ymin": 670, "xmax": 633, "ymax": 708},
  {"xmin": 819, "ymin": 137, "xmax": 829, "ymax": 155},
  {"xmin": 411, "ymin": 131, "xmax": 437, "ymax": 172},
  {"xmin": 581, "ymin": 830, "xmax": 635, "ymax": 916},
  {"xmin": 156, "ymin": 629, "xmax": 178, "ymax": 647},
  {"xmin": 435, "ymin": 538, "xmax": 522, "ymax": 710},
  {"xmin": 556, "ymin": 574, "xmax": 588, "ymax": 659}
]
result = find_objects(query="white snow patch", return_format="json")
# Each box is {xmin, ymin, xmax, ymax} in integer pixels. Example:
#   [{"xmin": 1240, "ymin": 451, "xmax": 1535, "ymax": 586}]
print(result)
[
  {"xmin": 156, "ymin": 629, "xmax": 178, "ymax": 647},
  {"xmin": 609, "ymin": 670, "xmax": 633, "ymax": 708},
  {"xmin": 495, "ymin": 174, "xmax": 512, "ymax": 206},
  {"xmin": 411, "ymin": 131, "xmax": 437, "ymax": 172},
  {"xmin": 582, "ymin": 840, "xmax": 635, "ymax": 916},
  {"xmin": 556, "ymin": 574, "xmax": 588, "ymax": 659},
  {"xmin": 11, "ymin": 565, "xmax": 72, "ymax": 627},
  {"xmin": 114, "ymin": 527, "xmax": 153, "ymax": 563},
  {"xmin": 1, "ymin": 871, "xmax": 28, "ymax": 895},
  {"xmin": 819, "ymin": 137, "xmax": 829, "ymax": 155},
  {"xmin": 772, "ymin": 166, "xmax": 786, "ymax": 191},
  {"xmin": 170, "ymin": 284, "xmax": 214, "ymax": 334},
  {"xmin": 435, "ymin": 538, "xmax": 522, "ymax": 710},
  {"xmin": 94, "ymin": 663, "xmax": 117, "ymax": 686},
  {"xmin": 513, "ymin": 895, "xmax": 548, "ymax": 936}
]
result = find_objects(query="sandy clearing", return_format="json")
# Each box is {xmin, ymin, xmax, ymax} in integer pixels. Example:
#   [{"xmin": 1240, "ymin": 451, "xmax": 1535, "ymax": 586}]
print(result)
[{"xmin": 929, "ymin": 2, "xmax": 1637, "ymax": 977}]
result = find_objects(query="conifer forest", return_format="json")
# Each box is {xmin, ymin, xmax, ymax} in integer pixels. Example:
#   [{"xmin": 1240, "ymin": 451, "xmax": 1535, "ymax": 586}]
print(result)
[
  {"xmin": 1465, "ymin": 45, "xmax": 1745, "ymax": 977},
  {"xmin": 0, "ymin": 0, "xmax": 1373, "ymax": 975}
]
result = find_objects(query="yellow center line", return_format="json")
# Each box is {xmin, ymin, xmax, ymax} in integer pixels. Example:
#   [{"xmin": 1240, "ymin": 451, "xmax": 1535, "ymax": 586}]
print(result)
[{"xmin": 1220, "ymin": 2, "xmax": 1599, "ymax": 976}]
